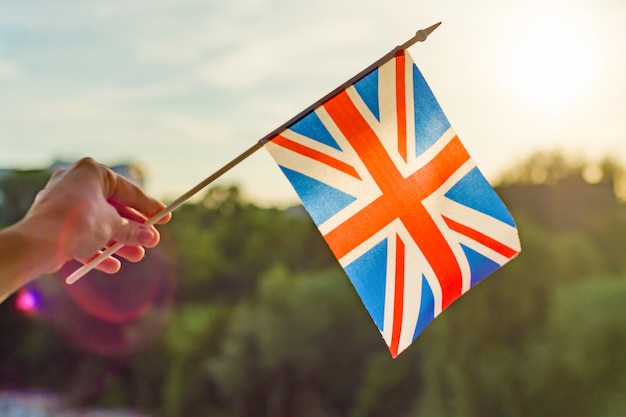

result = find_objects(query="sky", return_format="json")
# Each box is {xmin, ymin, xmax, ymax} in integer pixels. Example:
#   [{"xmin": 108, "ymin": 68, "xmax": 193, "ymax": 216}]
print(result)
[{"xmin": 1, "ymin": 0, "xmax": 625, "ymax": 206}]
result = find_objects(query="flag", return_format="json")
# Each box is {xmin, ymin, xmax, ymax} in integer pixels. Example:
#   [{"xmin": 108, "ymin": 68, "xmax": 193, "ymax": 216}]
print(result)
[{"xmin": 264, "ymin": 49, "xmax": 521, "ymax": 357}]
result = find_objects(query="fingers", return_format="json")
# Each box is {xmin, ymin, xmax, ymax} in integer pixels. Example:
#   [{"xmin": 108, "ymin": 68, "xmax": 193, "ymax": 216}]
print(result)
[
  {"xmin": 110, "ymin": 201, "xmax": 172, "ymax": 226},
  {"xmin": 100, "ymin": 166, "xmax": 171, "ymax": 224},
  {"xmin": 81, "ymin": 245, "xmax": 146, "ymax": 274},
  {"xmin": 113, "ymin": 217, "xmax": 161, "ymax": 248},
  {"xmin": 80, "ymin": 202, "xmax": 161, "ymax": 275},
  {"xmin": 115, "ymin": 245, "xmax": 146, "ymax": 262},
  {"xmin": 59, "ymin": 158, "xmax": 170, "ymax": 276},
  {"xmin": 71, "ymin": 157, "xmax": 171, "ymax": 225},
  {"xmin": 93, "ymin": 256, "xmax": 122, "ymax": 274}
]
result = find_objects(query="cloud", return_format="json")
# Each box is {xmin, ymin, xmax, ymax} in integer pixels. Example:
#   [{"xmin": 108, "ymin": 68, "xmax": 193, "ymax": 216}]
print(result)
[
  {"xmin": 0, "ymin": 59, "xmax": 20, "ymax": 79},
  {"xmin": 193, "ymin": 19, "xmax": 382, "ymax": 93},
  {"xmin": 83, "ymin": 81, "xmax": 191, "ymax": 104},
  {"xmin": 161, "ymin": 114, "xmax": 234, "ymax": 143},
  {"xmin": 2, "ymin": 0, "xmax": 626, "ymax": 203}
]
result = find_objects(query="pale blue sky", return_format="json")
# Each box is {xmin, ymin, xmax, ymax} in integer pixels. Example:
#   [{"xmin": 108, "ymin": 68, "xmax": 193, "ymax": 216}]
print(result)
[{"xmin": 1, "ymin": 0, "xmax": 625, "ymax": 205}]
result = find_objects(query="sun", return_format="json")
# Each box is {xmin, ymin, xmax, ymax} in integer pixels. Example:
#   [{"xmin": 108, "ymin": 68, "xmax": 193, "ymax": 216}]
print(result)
[{"xmin": 497, "ymin": 2, "xmax": 601, "ymax": 115}]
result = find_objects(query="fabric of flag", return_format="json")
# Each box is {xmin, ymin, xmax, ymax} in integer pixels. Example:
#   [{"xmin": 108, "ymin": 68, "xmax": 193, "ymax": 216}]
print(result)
[{"xmin": 264, "ymin": 49, "xmax": 521, "ymax": 358}]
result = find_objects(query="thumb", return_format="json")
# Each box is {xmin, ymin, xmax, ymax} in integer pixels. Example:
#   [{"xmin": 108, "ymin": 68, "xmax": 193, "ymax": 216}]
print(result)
[{"xmin": 113, "ymin": 218, "xmax": 158, "ymax": 247}]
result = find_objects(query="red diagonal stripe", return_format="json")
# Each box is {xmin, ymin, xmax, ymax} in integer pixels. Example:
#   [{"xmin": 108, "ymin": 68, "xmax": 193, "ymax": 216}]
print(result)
[
  {"xmin": 442, "ymin": 216, "xmax": 518, "ymax": 258},
  {"xmin": 272, "ymin": 134, "xmax": 361, "ymax": 179}
]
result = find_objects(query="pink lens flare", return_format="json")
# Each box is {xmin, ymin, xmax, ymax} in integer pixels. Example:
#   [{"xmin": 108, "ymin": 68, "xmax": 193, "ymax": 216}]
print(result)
[
  {"xmin": 15, "ymin": 289, "xmax": 39, "ymax": 314},
  {"xmin": 61, "ymin": 250, "xmax": 165, "ymax": 324},
  {"xmin": 19, "ymin": 243, "xmax": 177, "ymax": 357}
]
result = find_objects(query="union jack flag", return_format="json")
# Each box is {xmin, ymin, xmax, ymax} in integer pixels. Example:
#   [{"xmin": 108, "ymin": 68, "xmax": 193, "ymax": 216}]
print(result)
[{"xmin": 264, "ymin": 49, "xmax": 521, "ymax": 357}]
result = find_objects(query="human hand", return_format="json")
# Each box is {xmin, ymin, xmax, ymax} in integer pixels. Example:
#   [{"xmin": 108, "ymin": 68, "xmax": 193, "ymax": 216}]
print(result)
[{"xmin": 19, "ymin": 157, "xmax": 171, "ymax": 275}]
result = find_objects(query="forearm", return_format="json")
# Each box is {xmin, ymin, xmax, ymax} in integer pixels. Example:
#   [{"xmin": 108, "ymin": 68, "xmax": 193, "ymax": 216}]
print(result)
[
  {"xmin": 0, "ymin": 221, "xmax": 57, "ymax": 302},
  {"xmin": 0, "ymin": 158, "xmax": 171, "ymax": 303}
]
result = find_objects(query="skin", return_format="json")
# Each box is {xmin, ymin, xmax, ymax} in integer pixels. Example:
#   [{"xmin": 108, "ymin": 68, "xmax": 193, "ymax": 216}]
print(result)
[{"xmin": 0, "ymin": 157, "xmax": 171, "ymax": 302}]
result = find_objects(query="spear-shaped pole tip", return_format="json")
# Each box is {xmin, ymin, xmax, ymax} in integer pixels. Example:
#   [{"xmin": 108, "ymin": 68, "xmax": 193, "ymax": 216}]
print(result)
[
  {"xmin": 415, "ymin": 22, "xmax": 442, "ymax": 42},
  {"xmin": 399, "ymin": 22, "xmax": 442, "ymax": 49}
]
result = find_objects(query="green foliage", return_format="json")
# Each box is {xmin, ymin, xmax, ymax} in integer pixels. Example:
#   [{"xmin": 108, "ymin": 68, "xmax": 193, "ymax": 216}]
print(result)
[
  {"xmin": 163, "ymin": 185, "xmax": 336, "ymax": 303},
  {"xmin": 496, "ymin": 150, "xmax": 625, "ymax": 187},
  {"xmin": 350, "ymin": 349, "xmax": 422, "ymax": 417},
  {"xmin": 1, "ymin": 152, "xmax": 626, "ymax": 417},
  {"xmin": 526, "ymin": 278, "xmax": 626, "ymax": 417},
  {"xmin": 0, "ymin": 169, "xmax": 50, "ymax": 224},
  {"xmin": 159, "ymin": 303, "xmax": 231, "ymax": 417},
  {"xmin": 207, "ymin": 266, "xmax": 382, "ymax": 417}
]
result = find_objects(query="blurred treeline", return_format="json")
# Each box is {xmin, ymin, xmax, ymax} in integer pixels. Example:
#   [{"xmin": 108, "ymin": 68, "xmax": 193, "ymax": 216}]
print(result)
[{"xmin": 1, "ymin": 151, "xmax": 625, "ymax": 417}]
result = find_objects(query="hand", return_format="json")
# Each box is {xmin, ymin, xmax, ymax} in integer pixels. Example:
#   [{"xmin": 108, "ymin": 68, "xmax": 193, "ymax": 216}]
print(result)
[{"xmin": 0, "ymin": 157, "xmax": 171, "ymax": 299}]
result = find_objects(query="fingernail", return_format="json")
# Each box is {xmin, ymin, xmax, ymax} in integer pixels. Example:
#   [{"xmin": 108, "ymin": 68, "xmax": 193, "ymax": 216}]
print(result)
[{"xmin": 138, "ymin": 227, "xmax": 154, "ymax": 244}]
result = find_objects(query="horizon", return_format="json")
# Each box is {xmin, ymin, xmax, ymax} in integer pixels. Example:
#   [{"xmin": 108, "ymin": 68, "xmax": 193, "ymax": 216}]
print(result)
[{"xmin": 2, "ymin": 0, "xmax": 625, "ymax": 206}]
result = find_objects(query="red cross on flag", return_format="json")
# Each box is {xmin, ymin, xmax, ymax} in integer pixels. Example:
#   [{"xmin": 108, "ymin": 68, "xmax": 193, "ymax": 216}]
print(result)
[{"xmin": 264, "ymin": 49, "xmax": 521, "ymax": 357}]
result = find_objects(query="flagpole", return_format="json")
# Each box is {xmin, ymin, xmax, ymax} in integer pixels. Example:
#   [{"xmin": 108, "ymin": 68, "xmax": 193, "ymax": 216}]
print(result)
[
  {"xmin": 65, "ymin": 141, "xmax": 264, "ymax": 284},
  {"xmin": 258, "ymin": 22, "xmax": 441, "ymax": 144},
  {"xmin": 64, "ymin": 22, "xmax": 441, "ymax": 285}
]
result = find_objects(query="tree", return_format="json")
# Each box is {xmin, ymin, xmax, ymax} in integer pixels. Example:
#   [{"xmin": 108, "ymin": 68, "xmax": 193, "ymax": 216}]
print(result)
[
  {"xmin": 523, "ymin": 278, "xmax": 626, "ymax": 417},
  {"xmin": 207, "ymin": 266, "xmax": 383, "ymax": 417},
  {"xmin": 3, "ymin": 152, "xmax": 626, "ymax": 417},
  {"xmin": 0, "ymin": 169, "xmax": 50, "ymax": 225},
  {"xmin": 163, "ymin": 185, "xmax": 335, "ymax": 303}
]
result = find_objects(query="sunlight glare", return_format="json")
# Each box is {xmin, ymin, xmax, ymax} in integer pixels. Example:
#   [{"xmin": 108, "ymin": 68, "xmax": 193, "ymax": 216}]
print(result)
[{"xmin": 497, "ymin": 2, "xmax": 601, "ymax": 115}]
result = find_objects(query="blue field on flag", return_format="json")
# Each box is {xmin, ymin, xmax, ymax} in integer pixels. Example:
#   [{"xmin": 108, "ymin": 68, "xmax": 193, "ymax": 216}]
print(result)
[{"xmin": 265, "ymin": 49, "xmax": 521, "ymax": 357}]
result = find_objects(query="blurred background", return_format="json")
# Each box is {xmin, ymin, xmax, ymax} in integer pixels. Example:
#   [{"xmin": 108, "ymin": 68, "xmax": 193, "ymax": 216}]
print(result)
[{"xmin": 1, "ymin": 0, "xmax": 626, "ymax": 416}]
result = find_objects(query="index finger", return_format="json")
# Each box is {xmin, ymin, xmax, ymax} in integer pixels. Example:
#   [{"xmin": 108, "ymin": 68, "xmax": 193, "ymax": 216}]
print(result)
[
  {"xmin": 110, "ymin": 200, "xmax": 172, "ymax": 226},
  {"xmin": 101, "ymin": 165, "xmax": 171, "ymax": 224}
]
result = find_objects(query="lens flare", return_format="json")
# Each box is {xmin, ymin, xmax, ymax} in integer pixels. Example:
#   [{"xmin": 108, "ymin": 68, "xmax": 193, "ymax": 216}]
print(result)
[
  {"xmin": 15, "ymin": 289, "xmax": 39, "ymax": 314},
  {"xmin": 62, "ymin": 252, "xmax": 164, "ymax": 324},
  {"xmin": 21, "ymin": 244, "xmax": 177, "ymax": 357}
]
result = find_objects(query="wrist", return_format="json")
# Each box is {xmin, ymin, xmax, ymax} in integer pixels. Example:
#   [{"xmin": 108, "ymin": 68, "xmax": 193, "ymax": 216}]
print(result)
[{"xmin": 0, "ymin": 219, "xmax": 62, "ymax": 296}]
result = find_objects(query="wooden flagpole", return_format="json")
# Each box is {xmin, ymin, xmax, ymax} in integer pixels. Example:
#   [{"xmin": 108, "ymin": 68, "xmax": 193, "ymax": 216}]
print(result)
[
  {"xmin": 65, "ymin": 141, "xmax": 264, "ymax": 284},
  {"xmin": 65, "ymin": 22, "xmax": 441, "ymax": 285},
  {"xmin": 258, "ymin": 22, "xmax": 441, "ymax": 145}
]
